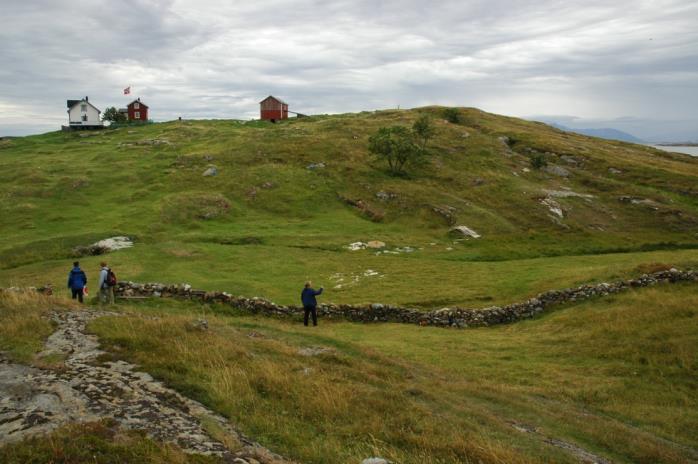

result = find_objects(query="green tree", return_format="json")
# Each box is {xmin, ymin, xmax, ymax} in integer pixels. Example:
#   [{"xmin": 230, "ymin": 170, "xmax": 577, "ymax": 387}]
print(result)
[
  {"xmin": 102, "ymin": 107, "xmax": 126, "ymax": 123},
  {"xmin": 368, "ymin": 126, "xmax": 421, "ymax": 175},
  {"xmin": 412, "ymin": 114, "xmax": 435, "ymax": 153},
  {"xmin": 443, "ymin": 107, "xmax": 461, "ymax": 124}
]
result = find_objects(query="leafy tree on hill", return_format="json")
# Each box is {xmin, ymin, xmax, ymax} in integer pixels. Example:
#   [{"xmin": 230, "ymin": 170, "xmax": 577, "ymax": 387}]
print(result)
[
  {"xmin": 412, "ymin": 114, "xmax": 435, "ymax": 154},
  {"xmin": 368, "ymin": 125, "xmax": 423, "ymax": 175},
  {"xmin": 443, "ymin": 107, "xmax": 461, "ymax": 124},
  {"xmin": 102, "ymin": 107, "xmax": 127, "ymax": 123}
]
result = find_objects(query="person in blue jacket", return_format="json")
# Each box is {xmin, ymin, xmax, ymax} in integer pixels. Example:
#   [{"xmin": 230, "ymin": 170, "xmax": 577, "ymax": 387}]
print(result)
[
  {"xmin": 301, "ymin": 281, "xmax": 323, "ymax": 326},
  {"xmin": 67, "ymin": 261, "xmax": 87, "ymax": 303}
]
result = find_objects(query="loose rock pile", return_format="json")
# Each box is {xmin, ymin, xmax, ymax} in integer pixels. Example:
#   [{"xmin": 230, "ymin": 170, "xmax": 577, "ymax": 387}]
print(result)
[{"xmin": 115, "ymin": 269, "xmax": 697, "ymax": 328}]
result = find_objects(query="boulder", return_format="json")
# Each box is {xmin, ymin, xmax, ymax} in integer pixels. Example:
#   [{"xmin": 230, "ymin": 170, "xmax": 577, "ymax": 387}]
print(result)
[
  {"xmin": 449, "ymin": 225, "xmax": 481, "ymax": 239},
  {"xmin": 94, "ymin": 236, "xmax": 134, "ymax": 251},
  {"xmin": 366, "ymin": 240, "xmax": 386, "ymax": 249},
  {"xmin": 497, "ymin": 136, "xmax": 511, "ymax": 145},
  {"xmin": 560, "ymin": 155, "xmax": 581, "ymax": 165},
  {"xmin": 73, "ymin": 236, "xmax": 133, "ymax": 256},
  {"xmin": 375, "ymin": 191, "xmax": 396, "ymax": 201},
  {"xmin": 188, "ymin": 318, "xmax": 208, "ymax": 331},
  {"xmin": 202, "ymin": 166, "xmax": 218, "ymax": 177},
  {"xmin": 541, "ymin": 198, "xmax": 564, "ymax": 218},
  {"xmin": 544, "ymin": 165, "xmax": 570, "ymax": 177},
  {"xmin": 307, "ymin": 162, "xmax": 325, "ymax": 170}
]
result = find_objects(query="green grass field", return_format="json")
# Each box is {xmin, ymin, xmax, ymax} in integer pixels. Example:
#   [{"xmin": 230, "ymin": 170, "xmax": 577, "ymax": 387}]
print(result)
[
  {"xmin": 1, "ymin": 107, "xmax": 697, "ymax": 308},
  {"xmin": 1, "ymin": 107, "xmax": 697, "ymax": 462},
  {"xmin": 2, "ymin": 283, "xmax": 696, "ymax": 463},
  {"xmin": 88, "ymin": 282, "xmax": 698, "ymax": 463}
]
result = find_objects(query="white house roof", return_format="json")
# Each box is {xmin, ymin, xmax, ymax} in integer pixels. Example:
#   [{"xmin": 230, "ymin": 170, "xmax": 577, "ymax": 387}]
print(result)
[{"xmin": 67, "ymin": 98, "xmax": 101, "ymax": 114}]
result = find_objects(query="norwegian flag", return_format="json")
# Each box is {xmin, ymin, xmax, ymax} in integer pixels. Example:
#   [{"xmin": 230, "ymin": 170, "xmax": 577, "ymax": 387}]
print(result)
[{"xmin": 123, "ymin": 86, "xmax": 131, "ymax": 95}]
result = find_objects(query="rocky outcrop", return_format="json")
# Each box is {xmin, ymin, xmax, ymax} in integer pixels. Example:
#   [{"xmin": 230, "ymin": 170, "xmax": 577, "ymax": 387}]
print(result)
[
  {"xmin": 113, "ymin": 269, "xmax": 697, "ymax": 329},
  {"xmin": 202, "ymin": 166, "xmax": 218, "ymax": 177},
  {"xmin": 449, "ymin": 225, "xmax": 481, "ymax": 239},
  {"xmin": 73, "ymin": 236, "xmax": 134, "ymax": 257},
  {"xmin": 0, "ymin": 309, "xmax": 292, "ymax": 464}
]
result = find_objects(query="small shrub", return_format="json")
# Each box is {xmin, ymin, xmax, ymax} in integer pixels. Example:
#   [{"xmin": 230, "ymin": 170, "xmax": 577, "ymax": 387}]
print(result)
[
  {"xmin": 443, "ymin": 108, "xmax": 461, "ymax": 124},
  {"xmin": 529, "ymin": 152, "xmax": 548, "ymax": 169}
]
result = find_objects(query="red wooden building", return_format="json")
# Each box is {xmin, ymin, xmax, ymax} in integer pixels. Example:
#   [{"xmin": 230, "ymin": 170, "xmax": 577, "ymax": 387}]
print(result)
[
  {"xmin": 126, "ymin": 98, "xmax": 148, "ymax": 122},
  {"xmin": 259, "ymin": 96, "xmax": 288, "ymax": 122}
]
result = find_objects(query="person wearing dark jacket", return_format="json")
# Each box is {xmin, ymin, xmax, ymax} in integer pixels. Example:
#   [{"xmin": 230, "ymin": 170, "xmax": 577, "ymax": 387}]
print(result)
[
  {"xmin": 67, "ymin": 261, "xmax": 87, "ymax": 303},
  {"xmin": 301, "ymin": 281, "xmax": 323, "ymax": 326}
]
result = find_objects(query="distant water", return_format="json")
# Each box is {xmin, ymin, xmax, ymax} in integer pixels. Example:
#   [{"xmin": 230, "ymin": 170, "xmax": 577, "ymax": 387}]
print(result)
[{"xmin": 651, "ymin": 145, "xmax": 698, "ymax": 157}]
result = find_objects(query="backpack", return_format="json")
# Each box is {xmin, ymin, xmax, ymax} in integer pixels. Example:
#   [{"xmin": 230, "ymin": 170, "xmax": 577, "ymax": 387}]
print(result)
[{"xmin": 105, "ymin": 268, "xmax": 117, "ymax": 287}]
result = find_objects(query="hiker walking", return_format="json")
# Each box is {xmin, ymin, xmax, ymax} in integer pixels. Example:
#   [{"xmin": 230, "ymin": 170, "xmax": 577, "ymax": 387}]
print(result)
[
  {"xmin": 301, "ymin": 281, "xmax": 323, "ymax": 326},
  {"xmin": 67, "ymin": 261, "xmax": 87, "ymax": 303},
  {"xmin": 98, "ymin": 262, "xmax": 116, "ymax": 305}
]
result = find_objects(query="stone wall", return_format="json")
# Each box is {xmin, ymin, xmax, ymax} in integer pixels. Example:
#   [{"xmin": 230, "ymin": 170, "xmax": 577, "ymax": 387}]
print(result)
[{"xmin": 113, "ymin": 269, "xmax": 697, "ymax": 328}]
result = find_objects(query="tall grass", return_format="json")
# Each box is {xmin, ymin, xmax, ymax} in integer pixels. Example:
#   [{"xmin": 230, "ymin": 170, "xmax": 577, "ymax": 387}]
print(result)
[
  {"xmin": 91, "ymin": 283, "xmax": 698, "ymax": 463},
  {"xmin": 0, "ymin": 290, "xmax": 76, "ymax": 363}
]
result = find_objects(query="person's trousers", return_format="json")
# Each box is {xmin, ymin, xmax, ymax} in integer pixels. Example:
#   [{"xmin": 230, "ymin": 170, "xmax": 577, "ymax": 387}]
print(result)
[
  {"xmin": 99, "ymin": 286, "xmax": 114, "ymax": 305},
  {"xmin": 304, "ymin": 306, "xmax": 317, "ymax": 326},
  {"xmin": 71, "ymin": 288, "xmax": 84, "ymax": 303}
]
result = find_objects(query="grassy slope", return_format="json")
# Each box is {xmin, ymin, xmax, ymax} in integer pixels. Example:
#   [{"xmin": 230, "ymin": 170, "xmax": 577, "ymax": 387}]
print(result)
[
  {"xmin": 0, "ymin": 290, "xmax": 67, "ymax": 364},
  {"xmin": 0, "ymin": 107, "xmax": 697, "ymax": 307},
  {"xmin": 85, "ymin": 283, "xmax": 698, "ymax": 464}
]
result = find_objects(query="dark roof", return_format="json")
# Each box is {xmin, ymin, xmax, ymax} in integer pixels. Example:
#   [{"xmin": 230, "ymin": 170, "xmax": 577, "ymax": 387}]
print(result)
[
  {"xmin": 66, "ymin": 99, "xmax": 101, "ymax": 113},
  {"xmin": 259, "ymin": 95, "xmax": 287, "ymax": 105},
  {"xmin": 127, "ymin": 99, "xmax": 149, "ymax": 108}
]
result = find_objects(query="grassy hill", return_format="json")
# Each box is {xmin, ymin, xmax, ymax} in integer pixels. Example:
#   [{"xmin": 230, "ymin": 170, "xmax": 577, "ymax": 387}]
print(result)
[
  {"xmin": 1, "ymin": 108, "xmax": 697, "ymax": 463},
  {"xmin": 2, "ymin": 282, "xmax": 696, "ymax": 463},
  {"xmin": 1, "ymin": 107, "xmax": 697, "ymax": 307}
]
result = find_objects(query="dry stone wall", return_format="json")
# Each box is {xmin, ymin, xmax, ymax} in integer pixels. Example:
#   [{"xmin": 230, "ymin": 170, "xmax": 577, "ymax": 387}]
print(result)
[{"xmin": 114, "ymin": 269, "xmax": 697, "ymax": 328}]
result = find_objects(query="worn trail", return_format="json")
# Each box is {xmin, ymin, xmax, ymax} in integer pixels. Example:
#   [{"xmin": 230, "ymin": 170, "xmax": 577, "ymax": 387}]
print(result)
[{"xmin": 0, "ymin": 308, "xmax": 292, "ymax": 464}]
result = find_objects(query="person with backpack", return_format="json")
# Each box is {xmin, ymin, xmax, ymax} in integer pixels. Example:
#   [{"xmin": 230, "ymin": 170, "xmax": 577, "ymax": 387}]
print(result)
[
  {"xmin": 301, "ymin": 281, "xmax": 323, "ymax": 327},
  {"xmin": 67, "ymin": 261, "xmax": 87, "ymax": 303},
  {"xmin": 98, "ymin": 261, "xmax": 116, "ymax": 305}
]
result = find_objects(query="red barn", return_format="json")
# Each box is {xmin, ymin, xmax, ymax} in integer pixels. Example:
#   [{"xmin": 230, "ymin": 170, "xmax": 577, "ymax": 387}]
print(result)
[
  {"xmin": 127, "ymin": 98, "xmax": 149, "ymax": 122},
  {"xmin": 259, "ymin": 96, "xmax": 288, "ymax": 122}
]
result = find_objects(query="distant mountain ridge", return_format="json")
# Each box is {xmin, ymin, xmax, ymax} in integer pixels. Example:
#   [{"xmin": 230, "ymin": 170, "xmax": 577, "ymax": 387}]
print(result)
[{"xmin": 548, "ymin": 123, "xmax": 645, "ymax": 143}]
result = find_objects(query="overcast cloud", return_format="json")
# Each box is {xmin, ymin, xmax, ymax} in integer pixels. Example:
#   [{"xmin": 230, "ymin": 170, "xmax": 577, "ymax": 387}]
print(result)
[{"xmin": 1, "ymin": 0, "xmax": 697, "ymax": 140}]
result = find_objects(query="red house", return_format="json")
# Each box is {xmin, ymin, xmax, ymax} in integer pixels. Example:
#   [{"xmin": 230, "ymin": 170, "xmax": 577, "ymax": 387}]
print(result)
[
  {"xmin": 126, "ymin": 98, "xmax": 148, "ymax": 122},
  {"xmin": 259, "ymin": 96, "xmax": 288, "ymax": 122}
]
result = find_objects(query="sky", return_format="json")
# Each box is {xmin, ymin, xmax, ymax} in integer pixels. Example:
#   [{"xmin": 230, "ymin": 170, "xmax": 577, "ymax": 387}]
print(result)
[{"xmin": 1, "ymin": 0, "xmax": 697, "ymax": 140}]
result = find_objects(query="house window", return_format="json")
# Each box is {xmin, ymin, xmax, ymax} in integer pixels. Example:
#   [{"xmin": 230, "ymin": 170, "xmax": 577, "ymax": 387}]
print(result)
[
  {"xmin": 134, "ymin": 102, "xmax": 139, "ymax": 109},
  {"xmin": 81, "ymin": 104, "xmax": 87, "ymax": 112},
  {"xmin": 134, "ymin": 111, "xmax": 140, "ymax": 119},
  {"xmin": 82, "ymin": 114, "xmax": 88, "ymax": 121}
]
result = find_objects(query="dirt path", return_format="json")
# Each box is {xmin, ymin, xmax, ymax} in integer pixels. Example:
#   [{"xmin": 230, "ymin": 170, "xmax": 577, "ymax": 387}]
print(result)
[{"xmin": 0, "ymin": 308, "xmax": 293, "ymax": 464}]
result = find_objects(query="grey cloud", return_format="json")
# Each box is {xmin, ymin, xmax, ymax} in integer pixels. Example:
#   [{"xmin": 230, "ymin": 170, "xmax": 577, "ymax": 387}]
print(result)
[{"xmin": 1, "ymin": 0, "xmax": 697, "ymax": 138}]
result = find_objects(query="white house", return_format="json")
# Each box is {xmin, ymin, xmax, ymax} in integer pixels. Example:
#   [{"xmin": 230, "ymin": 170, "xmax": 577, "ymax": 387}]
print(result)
[{"xmin": 66, "ymin": 97, "xmax": 103, "ymax": 128}]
